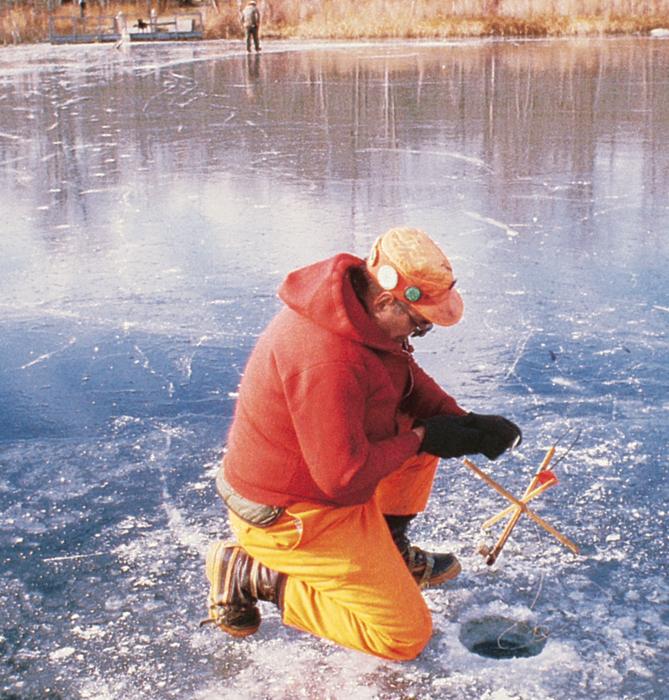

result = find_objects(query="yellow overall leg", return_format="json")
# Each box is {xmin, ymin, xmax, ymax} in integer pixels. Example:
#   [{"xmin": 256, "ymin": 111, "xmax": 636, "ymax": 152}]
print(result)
[
  {"xmin": 229, "ymin": 496, "xmax": 432, "ymax": 661},
  {"xmin": 374, "ymin": 452, "xmax": 439, "ymax": 515}
]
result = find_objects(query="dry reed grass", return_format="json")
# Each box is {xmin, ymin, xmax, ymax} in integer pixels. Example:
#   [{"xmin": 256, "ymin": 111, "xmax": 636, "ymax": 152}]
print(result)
[
  {"xmin": 288, "ymin": 0, "xmax": 669, "ymax": 39},
  {"xmin": 1, "ymin": 5, "xmax": 49, "ymax": 43},
  {"xmin": 2, "ymin": 0, "xmax": 669, "ymax": 45},
  {"xmin": 203, "ymin": 4, "xmax": 243, "ymax": 39}
]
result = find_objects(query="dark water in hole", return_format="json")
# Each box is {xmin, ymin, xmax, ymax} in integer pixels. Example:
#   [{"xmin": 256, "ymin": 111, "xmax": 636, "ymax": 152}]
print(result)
[
  {"xmin": 0, "ymin": 36, "xmax": 668, "ymax": 700},
  {"xmin": 460, "ymin": 615, "xmax": 548, "ymax": 659},
  {"xmin": 471, "ymin": 639, "xmax": 535, "ymax": 659}
]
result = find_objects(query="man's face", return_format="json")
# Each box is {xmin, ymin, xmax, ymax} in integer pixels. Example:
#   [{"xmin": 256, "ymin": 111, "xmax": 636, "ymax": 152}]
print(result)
[
  {"xmin": 372, "ymin": 294, "xmax": 434, "ymax": 344},
  {"xmin": 399, "ymin": 300, "xmax": 434, "ymax": 338}
]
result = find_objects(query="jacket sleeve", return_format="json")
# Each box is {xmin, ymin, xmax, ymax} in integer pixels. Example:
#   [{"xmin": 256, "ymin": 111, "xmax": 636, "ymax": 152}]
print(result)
[
  {"xmin": 283, "ymin": 361, "xmax": 421, "ymax": 505},
  {"xmin": 400, "ymin": 357, "xmax": 467, "ymax": 419}
]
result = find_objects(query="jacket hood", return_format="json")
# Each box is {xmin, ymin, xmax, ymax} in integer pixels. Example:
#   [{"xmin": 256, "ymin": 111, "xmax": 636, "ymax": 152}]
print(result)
[{"xmin": 278, "ymin": 253, "xmax": 399, "ymax": 353}]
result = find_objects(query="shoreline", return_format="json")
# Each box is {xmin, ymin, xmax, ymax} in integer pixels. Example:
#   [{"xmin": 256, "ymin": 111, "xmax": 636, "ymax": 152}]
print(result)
[
  {"xmin": 1, "ymin": 31, "xmax": 668, "ymax": 54},
  {"xmin": 2, "ymin": 5, "xmax": 669, "ymax": 46}
]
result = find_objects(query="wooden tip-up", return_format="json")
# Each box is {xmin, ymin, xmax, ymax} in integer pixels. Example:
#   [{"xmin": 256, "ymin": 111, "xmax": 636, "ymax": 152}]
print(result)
[{"xmin": 463, "ymin": 446, "xmax": 579, "ymax": 565}]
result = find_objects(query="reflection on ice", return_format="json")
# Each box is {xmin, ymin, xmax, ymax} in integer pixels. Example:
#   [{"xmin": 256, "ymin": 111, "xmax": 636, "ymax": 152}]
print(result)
[{"xmin": 1, "ymin": 37, "xmax": 668, "ymax": 700}]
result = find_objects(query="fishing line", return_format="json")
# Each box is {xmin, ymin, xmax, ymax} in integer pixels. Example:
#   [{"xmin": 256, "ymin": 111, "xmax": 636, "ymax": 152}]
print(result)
[
  {"xmin": 551, "ymin": 426, "xmax": 582, "ymax": 468},
  {"xmin": 493, "ymin": 427, "xmax": 582, "ymax": 652},
  {"xmin": 494, "ymin": 558, "xmax": 548, "ymax": 652}
]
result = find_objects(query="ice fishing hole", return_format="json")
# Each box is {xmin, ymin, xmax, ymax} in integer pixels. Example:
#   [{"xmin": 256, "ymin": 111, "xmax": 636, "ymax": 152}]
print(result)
[{"xmin": 459, "ymin": 616, "xmax": 548, "ymax": 659}]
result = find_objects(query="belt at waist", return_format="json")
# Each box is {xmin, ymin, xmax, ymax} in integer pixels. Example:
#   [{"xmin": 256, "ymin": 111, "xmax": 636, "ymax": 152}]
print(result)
[{"xmin": 216, "ymin": 470, "xmax": 285, "ymax": 528}]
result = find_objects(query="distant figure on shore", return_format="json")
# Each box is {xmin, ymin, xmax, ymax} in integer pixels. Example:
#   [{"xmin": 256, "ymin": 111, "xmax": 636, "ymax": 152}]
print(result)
[
  {"xmin": 78, "ymin": 0, "xmax": 86, "ymax": 19},
  {"xmin": 240, "ymin": 0, "xmax": 261, "ymax": 53}
]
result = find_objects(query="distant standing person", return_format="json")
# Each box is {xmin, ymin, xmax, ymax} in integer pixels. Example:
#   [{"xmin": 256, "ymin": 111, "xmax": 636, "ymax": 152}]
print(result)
[
  {"xmin": 78, "ymin": 0, "xmax": 86, "ymax": 18},
  {"xmin": 241, "ymin": 0, "xmax": 261, "ymax": 53}
]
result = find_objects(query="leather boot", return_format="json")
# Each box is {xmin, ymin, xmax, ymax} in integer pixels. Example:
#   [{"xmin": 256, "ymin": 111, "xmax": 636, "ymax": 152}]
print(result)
[
  {"xmin": 201, "ymin": 540, "xmax": 286, "ymax": 637},
  {"xmin": 384, "ymin": 514, "xmax": 461, "ymax": 589}
]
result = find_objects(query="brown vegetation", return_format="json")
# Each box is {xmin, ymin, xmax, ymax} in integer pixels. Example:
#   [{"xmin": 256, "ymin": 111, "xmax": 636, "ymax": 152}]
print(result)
[
  {"xmin": 2, "ymin": 0, "xmax": 669, "ymax": 45},
  {"xmin": 1, "ymin": 4, "xmax": 49, "ymax": 43},
  {"xmin": 287, "ymin": 0, "xmax": 669, "ymax": 39}
]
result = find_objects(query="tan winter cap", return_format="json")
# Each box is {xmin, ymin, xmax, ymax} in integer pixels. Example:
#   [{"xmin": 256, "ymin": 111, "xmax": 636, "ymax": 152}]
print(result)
[{"xmin": 366, "ymin": 227, "xmax": 464, "ymax": 327}]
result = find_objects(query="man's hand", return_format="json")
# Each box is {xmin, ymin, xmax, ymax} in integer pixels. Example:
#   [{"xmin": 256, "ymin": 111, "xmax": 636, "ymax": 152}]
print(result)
[
  {"xmin": 417, "ymin": 413, "xmax": 522, "ymax": 461},
  {"xmin": 463, "ymin": 412, "xmax": 522, "ymax": 458},
  {"xmin": 418, "ymin": 415, "xmax": 489, "ymax": 459}
]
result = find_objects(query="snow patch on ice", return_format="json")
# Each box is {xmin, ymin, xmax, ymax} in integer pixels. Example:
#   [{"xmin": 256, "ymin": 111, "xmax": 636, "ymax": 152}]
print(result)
[{"xmin": 50, "ymin": 646, "xmax": 76, "ymax": 660}]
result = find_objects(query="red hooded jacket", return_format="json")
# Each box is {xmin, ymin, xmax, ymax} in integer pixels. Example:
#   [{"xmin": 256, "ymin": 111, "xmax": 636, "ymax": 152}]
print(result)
[{"xmin": 222, "ymin": 253, "xmax": 466, "ymax": 507}]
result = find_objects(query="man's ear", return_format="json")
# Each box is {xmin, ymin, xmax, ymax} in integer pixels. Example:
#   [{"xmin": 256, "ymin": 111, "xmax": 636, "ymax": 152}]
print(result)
[{"xmin": 370, "ymin": 291, "xmax": 396, "ymax": 316}]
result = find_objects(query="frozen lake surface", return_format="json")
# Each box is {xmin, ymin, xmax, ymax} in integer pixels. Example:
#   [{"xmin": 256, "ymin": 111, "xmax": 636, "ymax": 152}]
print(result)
[{"xmin": 1, "ymin": 36, "xmax": 668, "ymax": 699}]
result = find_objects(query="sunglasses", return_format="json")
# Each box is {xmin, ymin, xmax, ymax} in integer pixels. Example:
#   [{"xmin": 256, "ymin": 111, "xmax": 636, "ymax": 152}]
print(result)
[{"xmin": 397, "ymin": 301, "xmax": 434, "ymax": 338}]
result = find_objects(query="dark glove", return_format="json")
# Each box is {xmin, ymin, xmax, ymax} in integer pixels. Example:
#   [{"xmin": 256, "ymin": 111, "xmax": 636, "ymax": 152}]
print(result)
[
  {"xmin": 418, "ymin": 415, "xmax": 489, "ymax": 460},
  {"xmin": 463, "ymin": 412, "xmax": 522, "ymax": 458}
]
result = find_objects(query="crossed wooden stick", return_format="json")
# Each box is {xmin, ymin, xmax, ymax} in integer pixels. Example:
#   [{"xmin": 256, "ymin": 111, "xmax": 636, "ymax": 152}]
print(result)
[{"xmin": 463, "ymin": 446, "xmax": 580, "ymax": 565}]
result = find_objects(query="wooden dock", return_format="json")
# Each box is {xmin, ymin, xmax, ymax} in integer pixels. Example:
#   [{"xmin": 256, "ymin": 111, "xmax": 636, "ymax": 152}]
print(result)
[{"xmin": 48, "ymin": 12, "xmax": 203, "ymax": 44}]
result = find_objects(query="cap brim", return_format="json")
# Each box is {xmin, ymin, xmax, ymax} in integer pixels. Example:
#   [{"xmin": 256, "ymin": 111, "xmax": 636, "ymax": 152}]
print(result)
[{"xmin": 414, "ymin": 289, "xmax": 464, "ymax": 327}]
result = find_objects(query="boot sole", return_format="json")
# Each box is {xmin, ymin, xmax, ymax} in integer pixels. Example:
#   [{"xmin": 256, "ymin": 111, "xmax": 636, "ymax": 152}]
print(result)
[
  {"xmin": 418, "ymin": 559, "xmax": 462, "ymax": 588},
  {"xmin": 215, "ymin": 619, "xmax": 261, "ymax": 638},
  {"xmin": 426, "ymin": 558, "xmax": 462, "ymax": 586}
]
